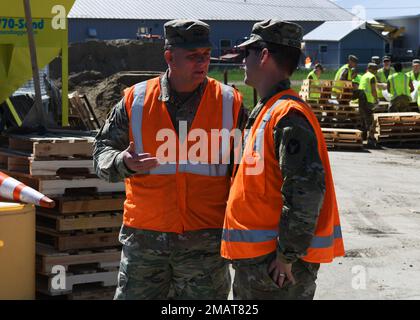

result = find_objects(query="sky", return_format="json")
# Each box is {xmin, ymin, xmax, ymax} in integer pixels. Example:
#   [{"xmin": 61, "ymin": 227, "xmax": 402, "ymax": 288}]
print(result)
[{"xmin": 332, "ymin": 0, "xmax": 420, "ymax": 20}]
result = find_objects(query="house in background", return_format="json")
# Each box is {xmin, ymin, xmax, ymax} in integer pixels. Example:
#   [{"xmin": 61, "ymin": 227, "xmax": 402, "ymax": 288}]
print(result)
[
  {"xmin": 67, "ymin": 0, "xmax": 357, "ymax": 57},
  {"xmin": 303, "ymin": 20, "xmax": 389, "ymax": 69}
]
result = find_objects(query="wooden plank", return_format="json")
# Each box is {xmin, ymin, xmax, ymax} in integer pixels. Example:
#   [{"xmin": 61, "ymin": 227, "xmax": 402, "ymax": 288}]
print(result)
[
  {"xmin": 36, "ymin": 285, "xmax": 116, "ymax": 300},
  {"xmin": 67, "ymin": 286, "xmax": 116, "ymax": 300},
  {"xmin": 36, "ymin": 243, "xmax": 121, "ymax": 275},
  {"xmin": 321, "ymin": 128, "xmax": 362, "ymax": 133},
  {"xmin": 375, "ymin": 132, "xmax": 420, "ymax": 138},
  {"xmin": 1, "ymin": 150, "xmax": 94, "ymax": 176},
  {"xmin": 37, "ymin": 211, "xmax": 123, "ymax": 232},
  {"xmin": 7, "ymin": 134, "xmax": 95, "ymax": 158},
  {"xmin": 36, "ymin": 226, "xmax": 120, "ymax": 251},
  {"xmin": 36, "ymin": 271, "xmax": 118, "ymax": 296},
  {"xmin": 38, "ymin": 178, "xmax": 125, "ymax": 196},
  {"xmin": 29, "ymin": 159, "xmax": 94, "ymax": 176},
  {"xmin": 2, "ymin": 170, "xmax": 125, "ymax": 196},
  {"xmin": 44, "ymin": 194, "xmax": 125, "ymax": 214}
]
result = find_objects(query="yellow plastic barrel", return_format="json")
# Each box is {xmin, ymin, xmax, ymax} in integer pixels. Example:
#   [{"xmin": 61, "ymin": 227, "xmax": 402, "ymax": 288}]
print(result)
[{"xmin": 0, "ymin": 202, "xmax": 35, "ymax": 299}]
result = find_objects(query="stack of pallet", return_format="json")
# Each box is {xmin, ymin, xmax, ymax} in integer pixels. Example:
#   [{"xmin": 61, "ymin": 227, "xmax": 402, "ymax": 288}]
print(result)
[
  {"xmin": 321, "ymin": 128, "xmax": 363, "ymax": 150},
  {"xmin": 300, "ymin": 79, "xmax": 363, "ymax": 150},
  {"xmin": 0, "ymin": 130, "xmax": 125, "ymax": 299},
  {"xmin": 300, "ymin": 79, "xmax": 361, "ymax": 129},
  {"xmin": 371, "ymin": 112, "xmax": 420, "ymax": 145}
]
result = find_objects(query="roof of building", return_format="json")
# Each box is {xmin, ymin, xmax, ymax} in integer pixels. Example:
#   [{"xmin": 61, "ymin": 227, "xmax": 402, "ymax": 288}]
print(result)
[
  {"xmin": 376, "ymin": 13, "xmax": 420, "ymax": 20},
  {"xmin": 303, "ymin": 20, "xmax": 383, "ymax": 41},
  {"xmin": 68, "ymin": 0, "xmax": 356, "ymax": 21}
]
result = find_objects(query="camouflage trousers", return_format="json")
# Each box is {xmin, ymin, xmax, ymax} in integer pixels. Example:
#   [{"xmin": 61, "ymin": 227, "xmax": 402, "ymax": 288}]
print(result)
[
  {"xmin": 114, "ymin": 225, "xmax": 231, "ymax": 300},
  {"xmin": 358, "ymin": 92, "xmax": 374, "ymax": 139},
  {"xmin": 232, "ymin": 253, "xmax": 320, "ymax": 300}
]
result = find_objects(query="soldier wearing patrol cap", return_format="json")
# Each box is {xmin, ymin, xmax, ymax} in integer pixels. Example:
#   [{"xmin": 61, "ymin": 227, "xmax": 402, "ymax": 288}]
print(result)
[
  {"xmin": 94, "ymin": 19, "xmax": 247, "ymax": 299},
  {"xmin": 376, "ymin": 56, "xmax": 395, "ymax": 99},
  {"xmin": 335, "ymin": 54, "xmax": 358, "ymax": 81},
  {"xmin": 371, "ymin": 56, "xmax": 381, "ymax": 66},
  {"xmin": 306, "ymin": 63, "xmax": 324, "ymax": 100},
  {"xmin": 406, "ymin": 59, "xmax": 420, "ymax": 83},
  {"xmin": 221, "ymin": 19, "xmax": 344, "ymax": 300}
]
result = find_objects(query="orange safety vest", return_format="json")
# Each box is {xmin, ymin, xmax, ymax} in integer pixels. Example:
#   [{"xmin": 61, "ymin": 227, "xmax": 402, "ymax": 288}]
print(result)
[
  {"xmin": 221, "ymin": 89, "xmax": 344, "ymax": 263},
  {"xmin": 123, "ymin": 77, "xmax": 242, "ymax": 233}
]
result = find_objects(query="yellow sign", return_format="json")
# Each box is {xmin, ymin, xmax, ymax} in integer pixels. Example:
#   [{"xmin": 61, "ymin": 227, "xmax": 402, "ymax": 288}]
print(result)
[{"xmin": 0, "ymin": 0, "xmax": 75, "ymax": 126}]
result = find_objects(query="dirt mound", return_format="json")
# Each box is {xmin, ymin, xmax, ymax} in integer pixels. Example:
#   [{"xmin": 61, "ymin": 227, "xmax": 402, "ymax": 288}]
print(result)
[
  {"xmin": 50, "ymin": 39, "xmax": 166, "ymax": 124},
  {"xmin": 71, "ymin": 71, "xmax": 162, "ymax": 122},
  {"xmin": 51, "ymin": 39, "xmax": 166, "ymax": 79}
]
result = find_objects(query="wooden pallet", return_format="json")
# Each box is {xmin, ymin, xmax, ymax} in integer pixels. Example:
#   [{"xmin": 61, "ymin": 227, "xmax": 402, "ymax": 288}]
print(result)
[
  {"xmin": 36, "ymin": 270, "xmax": 118, "ymax": 296},
  {"xmin": 2, "ymin": 170, "xmax": 125, "ymax": 196},
  {"xmin": 36, "ymin": 243, "xmax": 121, "ymax": 275},
  {"xmin": 322, "ymin": 128, "xmax": 363, "ymax": 139},
  {"xmin": 37, "ymin": 211, "xmax": 123, "ymax": 232},
  {"xmin": 372, "ymin": 113, "xmax": 420, "ymax": 144},
  {"xmin": 6, "ymin": 130, "xmax": 95, "ymax": 158},
  {"xmin": 322, "ymin": 128, "xmax": 363, "ymax": 150},
  {"xmin": 43, "ymin": 193, "xmax": 125, "ymax": 215},
  {"xmin": 326, "ymin": 142, "xmax": 364, "ymax": 150},
  {"xmin": 300, "ymin": 92, "xmax": 352, "ymax": 104},
  {"xmin": 69, "ymin": 92, "xmax": 100, "ymax": 131},
  {"xmin": 36, "ymin": 285, "xmax": 116, "ymax": 300},
  {"xmin": 317, "ymin": 121, "xmax": 362, "ymax": 129},
  {"xmin": 0, "ymin": 148, "xmax": 93, "ymax": 176},
  {"xmin": 36, "ymin": 226, "xmax": 120, "ymax": 251},
  {"xmin": 300, "ymin": 80, "xmax": 354, "ymax": 104}
]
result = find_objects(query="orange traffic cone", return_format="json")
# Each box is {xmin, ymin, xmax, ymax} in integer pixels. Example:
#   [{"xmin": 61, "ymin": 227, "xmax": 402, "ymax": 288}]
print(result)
[{"xmin": 0, "ymin": 171, "xmax": 55, "ymax": 208}]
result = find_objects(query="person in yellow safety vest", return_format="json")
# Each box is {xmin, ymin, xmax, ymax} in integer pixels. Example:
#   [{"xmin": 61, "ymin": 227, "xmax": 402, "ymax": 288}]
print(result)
[
  {"xmin": 351, "ymin": 68, "xmax": 363, "ymax": 102},
  {"xmin": 333, "ymin": 55, "xmax": 358, "ymax": 96},
  {"xmin": 417, "ymin": 81, "xmax": 420, "ymax": 108},
  {"xmin": 406, "ymin": 59, "xmax": 420, "ymax": 82},
  {"xmin": 306, "ymin": 63, "xmax": 323, "ymax": 100},
  {"xmin": 335, "ymin": 55, "xmax": 358, "ymax": 81},
  {"xmin": 417, "ymin": 82, "xmax": 420, "ymax": 108},
  {"xmin": 376, "ymin": 56, "xmax": 395, "ymax": 99},
  {"xmin": 387, "ymin": 62, "xmax": 414, "ymax": 112},
  {"xmin": 358, "ymin": 63, "xmax": 379, "ymax": 144}
]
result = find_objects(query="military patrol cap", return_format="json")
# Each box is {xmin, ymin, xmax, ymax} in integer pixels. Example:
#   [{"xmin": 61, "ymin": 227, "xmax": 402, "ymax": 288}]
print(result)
[
  {"xmin": 164, "ymin": 19, "xmax": 212, "ymax": 49},
  {"xmin": 412, "ymin": 59, "xmax": 420, "ymax": 65},
  {"xmin": 368, "ymin": 62, "xmax": 378, "ymax": 69},
  {"xmin": 383, "ymin": 56, "xmax": 391, "ymax": 62},
  {"xmin": 348, "ymin": 55, "xmax": 359, "ymax": 62},
  {"xmin": 237, "ymin": 19, "xmax": 303, "ymax": 49}
]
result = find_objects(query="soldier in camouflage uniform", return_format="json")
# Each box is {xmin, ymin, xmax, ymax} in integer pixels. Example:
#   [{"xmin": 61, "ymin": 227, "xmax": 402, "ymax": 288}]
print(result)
[
  {"xmin": 93, "ymin": 19, "xmax": 247, "ymax": 300},
  {"xmin": 221, "ymin": 19, "xmax": 344, "ymax": 300}
]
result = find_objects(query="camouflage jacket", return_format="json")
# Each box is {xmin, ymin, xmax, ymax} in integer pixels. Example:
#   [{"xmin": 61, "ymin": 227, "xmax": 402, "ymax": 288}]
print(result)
[
  {"xmin": 93, "ymin": 70, "xmax": 248, "ymax": 182},
  {"xmin": 245, "ymin": 79, "xmax": 326, "ymax": 264}
]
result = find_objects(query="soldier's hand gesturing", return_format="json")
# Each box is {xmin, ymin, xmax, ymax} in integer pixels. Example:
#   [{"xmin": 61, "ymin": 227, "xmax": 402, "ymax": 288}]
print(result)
[{"xmin": 123, "ymin": 142, "xmax": 159, "ymax": 173}]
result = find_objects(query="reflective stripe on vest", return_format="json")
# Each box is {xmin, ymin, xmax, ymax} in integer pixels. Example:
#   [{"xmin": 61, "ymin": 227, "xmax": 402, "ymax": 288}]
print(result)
[
  {"xmin": 222, "ymin": 226, "xmax": 342, "ymax": 249},
  {"xmin": 223, "ymin": 94, "xmax": 343, "ymax": 251},
  {"xmin": 130, "ymin": 81, "xmax": 234, "ymax": 176},
  {"xmin": 254, "ymin": 95, "xmax": 305, "ymax": 153}
]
